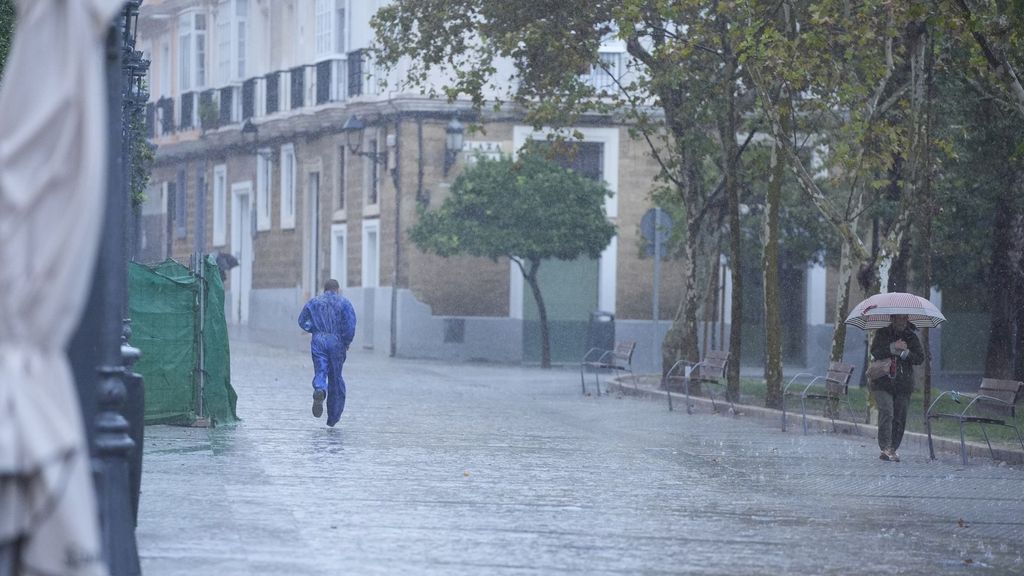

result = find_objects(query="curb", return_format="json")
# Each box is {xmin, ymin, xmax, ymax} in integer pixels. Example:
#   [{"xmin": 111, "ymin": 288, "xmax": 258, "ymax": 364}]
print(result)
[{"xmin": 605, "ymin": 379, "xmax": 1024, "ymax": 466}]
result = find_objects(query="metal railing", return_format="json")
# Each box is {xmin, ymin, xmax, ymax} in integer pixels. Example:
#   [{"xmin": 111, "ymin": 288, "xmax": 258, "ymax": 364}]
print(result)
[{"xmin": 148, "ymin": 54, "xmax": 365, "ymax": 138}]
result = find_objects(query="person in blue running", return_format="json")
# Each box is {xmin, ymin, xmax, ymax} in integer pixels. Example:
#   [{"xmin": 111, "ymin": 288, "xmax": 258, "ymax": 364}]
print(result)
[{"xmin": 298, "ymin": 279, "xmax": 356, "ymax": 426}]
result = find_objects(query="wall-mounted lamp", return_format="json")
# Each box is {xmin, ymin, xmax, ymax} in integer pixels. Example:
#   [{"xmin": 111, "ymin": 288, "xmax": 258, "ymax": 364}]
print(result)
[
  {"xmin": 241, "ymin": 118, "xmax": 258, "ymax": 136},
  {"xmin": 444, "ymin": 116, "xmax": 464, "ymax": 176},
  {"xmin": 241, "ymin": 119, "xmax": 273, "ymax": 159},
  {"xmin": 341, "ymin": 115, "xmax": 388, "ymax": 164}
]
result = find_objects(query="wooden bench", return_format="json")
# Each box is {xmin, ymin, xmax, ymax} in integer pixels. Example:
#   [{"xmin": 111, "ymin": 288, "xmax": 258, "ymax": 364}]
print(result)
[
  {"xmin": 781, "ymin": 362, "xmax": 860, "ymax": 435},
  {"xmin": 925, "ymin": 378, "xmax": 1024, "ymax": 465},
  {"xmin": 579, "ymin": 341, "xmax": 637, "ymax": 396},
  {"xmin": 662, "ymin": 350, "xmax": 730, "ymax": 414}
]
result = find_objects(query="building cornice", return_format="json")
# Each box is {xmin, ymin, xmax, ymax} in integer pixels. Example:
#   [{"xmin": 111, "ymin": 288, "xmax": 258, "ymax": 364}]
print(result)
[{"xmin": 150, "ymin": 96, "xmax": 660, "ymax": 167}]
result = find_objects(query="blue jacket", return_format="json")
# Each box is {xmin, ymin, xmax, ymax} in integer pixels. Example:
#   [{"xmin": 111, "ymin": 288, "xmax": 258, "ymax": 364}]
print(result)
[{"xmin": 298, "ymin": 291, "xmax": 356, "ymax": 349}]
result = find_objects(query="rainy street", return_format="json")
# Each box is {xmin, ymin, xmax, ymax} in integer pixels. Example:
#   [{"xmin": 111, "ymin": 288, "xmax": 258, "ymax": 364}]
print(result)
[{"xmin": 137, "ymin": 331, "xmax": 1024, "ymax": 575}]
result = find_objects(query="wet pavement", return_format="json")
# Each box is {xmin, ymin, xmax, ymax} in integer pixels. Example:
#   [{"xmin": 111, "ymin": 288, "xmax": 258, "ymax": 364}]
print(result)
[{"xmin": 137, "ymin": 330, "xmax": 1024, "ymax": 575}]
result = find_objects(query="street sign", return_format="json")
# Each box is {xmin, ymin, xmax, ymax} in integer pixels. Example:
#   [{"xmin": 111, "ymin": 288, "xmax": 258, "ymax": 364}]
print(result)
[
  {"xmin": 640, "ymin": 208, "xmax": 673, "ymax": 258},
  {"xmin": 641, "ymin": 207, "xmax": 673, "ymax": 366}
]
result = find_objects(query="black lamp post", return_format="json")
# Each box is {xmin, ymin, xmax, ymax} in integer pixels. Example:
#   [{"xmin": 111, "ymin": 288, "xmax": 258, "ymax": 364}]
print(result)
[{"xmin": 68, "ymin": 2, "xmax": 146, "ymax": 574}]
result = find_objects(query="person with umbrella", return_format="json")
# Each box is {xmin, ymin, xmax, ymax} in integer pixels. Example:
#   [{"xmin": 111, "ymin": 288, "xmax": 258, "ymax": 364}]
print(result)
[
  {"xmin": 869, "ymin": 314, "xmax": 925, "ymax": 462},
  {"xmin": 846, "ymin": 292, "xmax": 944, "ymax": 462}
]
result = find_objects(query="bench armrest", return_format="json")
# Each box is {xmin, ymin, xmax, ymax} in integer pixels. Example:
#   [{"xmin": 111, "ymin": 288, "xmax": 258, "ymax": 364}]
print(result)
[
  {"xmin": 926, "ymin": 390, "xmax": 1015, "ymax": 419},
  {"xmin": 783, "ymin": 373, "xmax": 817, "ymax": 395},
  {"xmin": 926, "ymin": 390, "xmax": 960, "ymax": 416},
  {"xmin": 962, "ymin": 393, "xmax": 1014, "ymax": 415},
  {"xmin": 799, "ymin": 377, "xmax": 828, "ymax": 397},
  {"xmin": 666, "ymin": 359, "xmax": 701, "ymax": 380},
  {"xmin": 581, "ymin": 347, "xmax": 607, "ymax": 363}
]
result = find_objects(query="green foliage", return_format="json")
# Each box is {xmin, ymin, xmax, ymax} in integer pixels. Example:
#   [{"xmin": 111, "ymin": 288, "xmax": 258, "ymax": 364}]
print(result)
[
  {"xmin": 373, "ymin": 0, "xmax": 620, "ymax": 130},
  {"xmin": 130, "ymin": 112, "xmax": 154, "ymax": 207},
  {"xmin": 742, "ymin": 0, "xmax": 917, "ymax": 192},
  {"xmin": 410, "ymin": 152, "xmax": 616, "ymax": 265},
  {"xmin": 0, "ymin": 0, "xmax": 14, "ymax": 76},
  {"xmin": 738, "ymin": 143, "xmax": 841, "ymax": 267},
  {"xmin": 199, "ymin": 98, "xmax": 218, "ymax": 131},
  {"xmin": 927, "ymin": 52, "xmax": 1024, "ymax": 304}
]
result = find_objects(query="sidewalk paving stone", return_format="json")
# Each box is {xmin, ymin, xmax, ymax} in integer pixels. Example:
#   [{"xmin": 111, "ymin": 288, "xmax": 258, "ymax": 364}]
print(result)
[{"xmin": 136, "ymin": 329, "xmax": 1024, "ymax": 575}]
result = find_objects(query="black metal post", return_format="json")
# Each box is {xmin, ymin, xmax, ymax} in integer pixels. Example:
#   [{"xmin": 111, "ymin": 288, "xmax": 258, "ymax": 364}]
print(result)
[
  {"xmin": 120, "ymin": 2, "xmax": 149, "ymax": 527},
  {"xmin": 93, "ymin": 14, "xmax": 140, "ymax": 576},
  {"xmin": 122, "ymin": 321, "xmax": 145, "ymax": 525}
]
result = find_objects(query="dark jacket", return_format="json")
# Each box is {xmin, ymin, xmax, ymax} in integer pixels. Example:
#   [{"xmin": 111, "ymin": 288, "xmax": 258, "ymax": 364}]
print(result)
[{"xmin": 870, "ymin": 322, "xmax": 925, "ymax": 395}]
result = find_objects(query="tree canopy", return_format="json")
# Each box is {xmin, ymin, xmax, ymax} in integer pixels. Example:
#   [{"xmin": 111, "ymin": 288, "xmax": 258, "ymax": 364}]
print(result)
[
  {"xmin": 377, "ymin": 0, "xmax": 1024, "ymax": 380},
  {"xmin": 410, "ymin": 152, "xmax": 615, "ymax": 263}
]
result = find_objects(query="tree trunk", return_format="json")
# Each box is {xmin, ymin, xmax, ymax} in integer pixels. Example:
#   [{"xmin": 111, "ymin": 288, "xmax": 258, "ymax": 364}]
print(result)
[
  {"xmin": 660, "ymin": 134, "xmax": 705, "ymax": 376},
  {"xmin": 525, "ymin": 260, "xmax": 552, "ymax": 369},
  {"xmin": 831, "ymin": 241, "xmax": 856, "ymax": 363},
  {"xmin": 720, "ymin": 67, "xmax": 743, "ymax": 403},
  {"xmin": 662, "ymin": 229, "xmax": 703, "ymax": 375},
  {"xmin": 908, "ymin": 20, "xmax": 934, "ymax": 412},
  {"xmin": 1012, "ymin": 188, "xmax": 1024, "ymax": 382},
  {"xmin": 887, "ymin": 230, "xmax": 912, "ymax": 293},
  {"xmin": 984, "ymin": 179, "xmax": 1017, "ymax": 378},
  {"xmin": 763, "ymin": 118, "xmax": 786, "ymax": 409}
]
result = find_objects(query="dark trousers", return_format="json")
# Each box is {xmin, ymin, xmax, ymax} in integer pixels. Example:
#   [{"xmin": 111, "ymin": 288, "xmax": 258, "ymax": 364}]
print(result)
[{"xmin": 873, "ymin": 387, "xmax": 910, "ymax": 451}]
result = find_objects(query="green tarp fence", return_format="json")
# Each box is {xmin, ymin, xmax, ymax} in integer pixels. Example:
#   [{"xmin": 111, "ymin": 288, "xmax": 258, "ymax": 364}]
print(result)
[{"xmin": 129, "ymin": 256, "xmax": 238, "ymax": 425}]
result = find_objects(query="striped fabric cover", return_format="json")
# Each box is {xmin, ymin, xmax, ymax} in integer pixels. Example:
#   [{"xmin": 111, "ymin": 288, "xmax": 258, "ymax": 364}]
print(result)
[{"xmin": 844, "ymin": 292, "xmax": 946, "ymax": 330}]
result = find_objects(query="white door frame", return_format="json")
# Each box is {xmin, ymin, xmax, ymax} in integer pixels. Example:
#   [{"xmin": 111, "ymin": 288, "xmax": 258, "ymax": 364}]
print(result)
[
  {"xmin": 330, "ymin": 223, "xmax": 348, "ymax": 287},
  {"xmin": 361, "ymin": 219, "xmax": 380, "ymax": 288},
  {"xmin": 304, "ymin": 171, "xmax": 321, "ymax": 298},
  {"xmin": 230, "ymin": 181, "xmax": 253, "ymax": 324}
]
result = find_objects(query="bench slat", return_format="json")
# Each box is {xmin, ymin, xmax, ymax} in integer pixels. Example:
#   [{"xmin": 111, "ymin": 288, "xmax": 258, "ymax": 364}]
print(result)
[{"xmin": 980, "ymin": 378, "xmax": 1023, "ymax": 397}]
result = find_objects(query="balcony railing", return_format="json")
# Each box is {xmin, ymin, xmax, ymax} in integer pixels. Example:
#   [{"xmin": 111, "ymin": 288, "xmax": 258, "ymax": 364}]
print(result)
[
  {"xmin": 150, "ymin": 54, "xmax": 380, "ymax": 139},
  {"xmin": 582, "ymin": 52, "xmax": 627, "ymax": 94},
  {"xmin": 180, "ymin": 92, "xmax": 195, "ymax": 129}
]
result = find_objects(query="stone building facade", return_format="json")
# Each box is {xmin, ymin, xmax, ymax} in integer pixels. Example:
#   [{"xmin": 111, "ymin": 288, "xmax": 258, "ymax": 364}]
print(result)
[{"xmin": 136, "ymin": 0, "xmax": 901, "ymax": 376}]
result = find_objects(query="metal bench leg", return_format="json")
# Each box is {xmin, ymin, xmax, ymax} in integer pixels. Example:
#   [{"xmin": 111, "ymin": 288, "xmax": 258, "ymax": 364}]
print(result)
[
  {"xmin": 594, "ymin": 370, "xmax": 602, "ymax": 396},
  {"xmin": 684, "ymin": 379, "xmax": 692, "ymax": 415},
  {"xmin": 666, "ymin": 380, "xmax": 674, "ymax": 412},
  {"xmin": 926, "ymin": 417, "xmax": 936, "ymax": 460},
  {"xmin": 800, "ymin": 396, "xmax": 809, "ymax": 435},
  {"xmin": 959, "ymin": 421, "xmax": 968, "ymax": 466},
  {"xmin": 580, "ymin": 364, "xmax": 587, "ymax": 395},
  {"xmin": 781, "ymin": 394, "xmax": 788, "ymax": 432},
  {"xmin": 843, "ymin": 399, "xmax": 860, "ymax": 435},
  {"xmin": 1013, "ymin": 425, "xmax": 1024, "ymax": 453},
  {"xmin": 979, "ymin": 424, "xmax": 994, "ymax": 460}
]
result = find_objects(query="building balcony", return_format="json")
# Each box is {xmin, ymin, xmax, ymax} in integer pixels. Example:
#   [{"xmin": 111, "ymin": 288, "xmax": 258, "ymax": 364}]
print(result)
[{"xmin": 147, "ymin": 50, "xmax": 382, "ymax": 142}]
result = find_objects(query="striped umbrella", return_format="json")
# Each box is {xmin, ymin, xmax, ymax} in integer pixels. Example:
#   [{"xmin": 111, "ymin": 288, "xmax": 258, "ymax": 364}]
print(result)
[{"xmin": 844, "ymin": 292, "xmax": 946, "ymax": 330}]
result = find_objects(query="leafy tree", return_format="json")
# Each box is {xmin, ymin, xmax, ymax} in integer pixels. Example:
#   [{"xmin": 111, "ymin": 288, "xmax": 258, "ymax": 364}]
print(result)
[
  {"xmin": 743, "ymin": 0, "xmax": 927, "ymax": 363},
  {"xmin": 929, "ymin": 42, "xmax": 1024, "ymax": 381},
  {"xmin": 942, "ymin": 0, "xmax": 1024, "ymax": 118},
  {"xmin": 941, "ymin": 0, "xmax": 1024, "ymax": 381},
  {"xmin": 409, "ymin": 153, "xmax": 615, "ymax": 369},
  {"xmin": 374, "ymin": 1, "xmax": 761, "ymax": 389}
]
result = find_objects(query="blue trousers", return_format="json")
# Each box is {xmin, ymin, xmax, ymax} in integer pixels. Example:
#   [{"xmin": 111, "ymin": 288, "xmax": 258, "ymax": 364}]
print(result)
[{"xmin": 310, "ymin": 334, "xmax": 347, "ymax": 426}]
